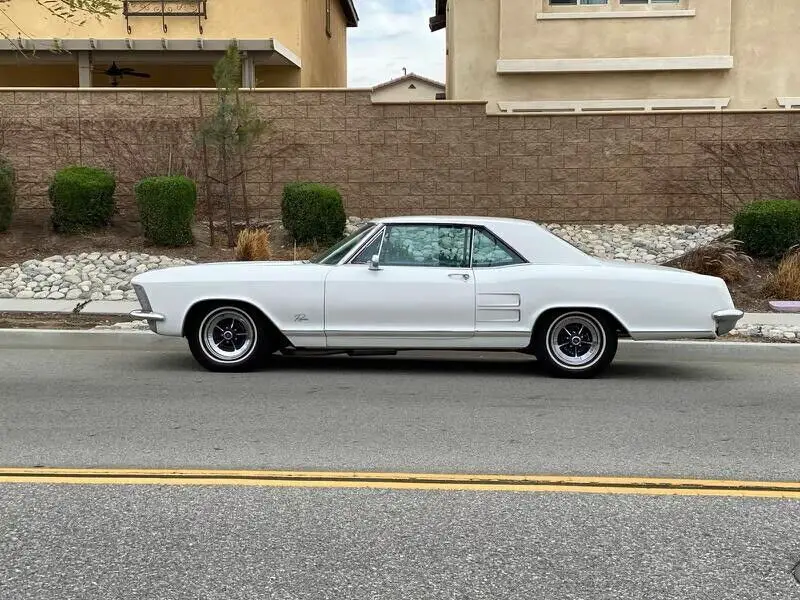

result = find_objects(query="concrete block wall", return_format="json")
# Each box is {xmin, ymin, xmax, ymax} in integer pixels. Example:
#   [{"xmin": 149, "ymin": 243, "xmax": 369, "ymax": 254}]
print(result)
[{"xmin": 1, "ymin": 88, "xmax": 798, "ymax": 224}]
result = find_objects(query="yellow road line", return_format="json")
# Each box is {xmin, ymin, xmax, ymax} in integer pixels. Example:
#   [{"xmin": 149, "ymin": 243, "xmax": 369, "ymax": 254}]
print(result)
[{"xmin": 1, "ymin": 468, "xmax": 800, "ymax": 499}]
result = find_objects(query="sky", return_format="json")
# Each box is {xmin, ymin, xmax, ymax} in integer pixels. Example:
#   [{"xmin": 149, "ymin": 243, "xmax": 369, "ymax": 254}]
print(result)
[{"xmin": 347, "ymin": 0, "xmax": 446, "ymax": 88}]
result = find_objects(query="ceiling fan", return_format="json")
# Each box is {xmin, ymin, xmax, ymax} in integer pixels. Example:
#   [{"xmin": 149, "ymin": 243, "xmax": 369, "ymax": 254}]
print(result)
[{"xmin": 103, "ymin": 62, "xmax": 151, "ymax": 86}]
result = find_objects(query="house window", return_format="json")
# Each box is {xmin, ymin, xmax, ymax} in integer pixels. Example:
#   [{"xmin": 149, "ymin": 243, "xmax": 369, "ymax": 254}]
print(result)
[
  {"xmin": 549, "ymin": 0, "xmax": 680, "ymax": 4},
  {"xmin": 326, "ymin": 0, "xmax": 331, "ymax": 37}
]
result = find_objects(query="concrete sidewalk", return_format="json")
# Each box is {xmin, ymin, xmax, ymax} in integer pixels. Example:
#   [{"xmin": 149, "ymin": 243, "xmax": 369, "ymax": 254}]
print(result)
[
  {"xmin": 1, "ymin": 298, "xmax": 799, "ymax": 327},
  {"xmin": 737, "ymin": 312, "xmax": 800, "ymax": 326}
]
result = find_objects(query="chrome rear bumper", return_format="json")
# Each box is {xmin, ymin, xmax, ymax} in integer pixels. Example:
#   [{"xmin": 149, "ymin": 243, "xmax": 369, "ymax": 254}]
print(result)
[{"xmin": 712, "ymin": 309, "xmax": 744, "ymax": 336}]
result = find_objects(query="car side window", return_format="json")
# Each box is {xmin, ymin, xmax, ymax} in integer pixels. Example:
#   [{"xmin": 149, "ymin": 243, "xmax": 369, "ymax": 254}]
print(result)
[
  {"xmin": 350, "ymin": 229, "xmax": 385, "ymax": 264},
  {"xmin": 471, "ymin": 228, "xmax": 526, "ymax": 268},
  {"xmin": 380, "ymin": 225, "xmax": 470, "ymax": 267}
]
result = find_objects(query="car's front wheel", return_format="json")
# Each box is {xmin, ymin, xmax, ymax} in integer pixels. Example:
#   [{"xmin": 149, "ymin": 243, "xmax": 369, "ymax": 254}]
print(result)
[
  {"xmin": 534, "ymin": 310, "xmax": 618, "ymax": 378},
  {"xmin": 187, "ymin": 304, "xmax": 269, "ymax": 372}
]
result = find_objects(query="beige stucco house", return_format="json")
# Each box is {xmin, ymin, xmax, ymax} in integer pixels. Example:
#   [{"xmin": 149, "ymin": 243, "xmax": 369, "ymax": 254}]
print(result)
[
  {"xmin": 0, "ymin": 0, "xmax": 358, "ymax": 88},
  {"xmin": 430, "ymin": 0, "xmax": 800, "ymax": 113},
  {"xmin": 371, "ymin": 72, "xmax": 445, "ymax": 103}
]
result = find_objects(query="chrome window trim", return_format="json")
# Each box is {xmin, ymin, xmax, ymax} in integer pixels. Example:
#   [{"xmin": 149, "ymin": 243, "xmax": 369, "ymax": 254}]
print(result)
[
  {"xmin": 339, "ymin": 221, "xmax": 529, "ymax": 268},
  {"xmin": 329, "ymin": 222, "xmax": 380, "ymax": 265},
  {"xmin": 377, "ymin": 223, "xmax": 472, "ymax": 269},
  {"xmin": 342, "ymin": 224, "xmax": 387, "ymax": 265}
]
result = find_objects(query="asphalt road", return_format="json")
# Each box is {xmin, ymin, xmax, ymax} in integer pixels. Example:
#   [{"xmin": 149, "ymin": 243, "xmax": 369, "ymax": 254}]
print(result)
[
  {"xmin": 2, "ymin": 341, "xmax": 800, "ymax": 599},
  {"xmin": 2, "ymin": 484, "xmax": 800, "ymax": 600},
  {"xmin": 0, "ymin": 342, "xmax": 798, "ymax": 480}
]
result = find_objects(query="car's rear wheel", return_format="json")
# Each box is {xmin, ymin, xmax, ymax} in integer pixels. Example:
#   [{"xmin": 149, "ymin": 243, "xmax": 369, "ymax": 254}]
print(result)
[
  {"xmin": 187, "ymin": 304, "xmax": 269, "ymax": 372},
  {"xmin": 534, "ymin": 310, "xmax": 617, "ymax": 378}
]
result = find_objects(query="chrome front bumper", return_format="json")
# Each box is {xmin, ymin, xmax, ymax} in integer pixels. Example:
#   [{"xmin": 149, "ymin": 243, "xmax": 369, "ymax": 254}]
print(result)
[
  {"xmin": 713, "ymin": 309, "xmax": 744, "ymax": 336},
  {"xmin": 130, "ymin": 309, "xmax": 165, "ymax": 333}
]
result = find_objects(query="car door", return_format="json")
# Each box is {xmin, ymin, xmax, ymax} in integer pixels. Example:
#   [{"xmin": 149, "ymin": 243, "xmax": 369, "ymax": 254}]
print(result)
[
  {"xmin": 324, "ymin": 223, "xmax": 476, "ymax": 348},
  {"xmin": 470, "ymin": 226, "xmax": 532, "ymax": 349}
]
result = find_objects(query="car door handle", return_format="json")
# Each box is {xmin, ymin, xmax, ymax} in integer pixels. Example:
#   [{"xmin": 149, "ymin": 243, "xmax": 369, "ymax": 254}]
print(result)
[{"xmin": 449, "ymin": 273, "xmax": 470, "ymax": 281}]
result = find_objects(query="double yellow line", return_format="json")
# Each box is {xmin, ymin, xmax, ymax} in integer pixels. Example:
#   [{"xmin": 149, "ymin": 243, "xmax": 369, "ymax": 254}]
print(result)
[{"xmin": 2, "ymin": 468, "xmax": 800, "ymax": 499}]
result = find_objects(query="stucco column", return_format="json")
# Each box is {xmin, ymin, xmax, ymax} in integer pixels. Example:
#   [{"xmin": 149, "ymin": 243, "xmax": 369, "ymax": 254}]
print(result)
[
  {"xmin": 241, "ymin": 52, "xmax": 255, "ymax": 88},
  {"xmin": 77, "ymin": 51, "xmax": 92, "ymax": 87}
]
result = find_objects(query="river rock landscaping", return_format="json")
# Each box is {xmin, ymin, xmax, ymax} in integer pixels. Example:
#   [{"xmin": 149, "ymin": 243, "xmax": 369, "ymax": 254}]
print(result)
[
  {"xmin": 727, "ymin": 323, "xmax": 800, "ymax": 342},
  {"xmin": 0, "ymin": 223, "xmax": 731, "ymax": 301},
  {"xmin": 0, "ymin": 252, "xmax": 195, "ymax": 300}
]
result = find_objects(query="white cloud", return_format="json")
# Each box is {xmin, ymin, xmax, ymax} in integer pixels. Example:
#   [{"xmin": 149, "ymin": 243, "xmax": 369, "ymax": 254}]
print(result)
[{"xmin": 347, "ymin": 0, "xmax": 445, "ymax": 87}]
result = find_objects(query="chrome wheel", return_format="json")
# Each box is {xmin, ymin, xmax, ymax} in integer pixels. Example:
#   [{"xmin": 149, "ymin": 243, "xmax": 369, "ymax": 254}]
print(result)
[
  {"xmin": 546, "ymin": 312, "xmax": 605, "ymax": 370},
  {"xmin": 199, "ymin": 307, "xmax": 257, "ymax": 363}
]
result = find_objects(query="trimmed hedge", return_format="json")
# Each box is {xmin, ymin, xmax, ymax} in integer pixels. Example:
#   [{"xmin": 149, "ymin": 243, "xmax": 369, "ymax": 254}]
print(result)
[
  {"xmin": 733, "ymin": 200, "xmax": 800, "ymax": 257},
  {"xmin": 281, "ymin": 182, "xmax": 346, "ymax": 245},
  {"xmin": 49, "ymin": 166, "xmax": 116, "ymax": 233},
  {"xmin": 135, "ymin": 175, "xmax": 197, "ymax": 246},
  {"xmin": 0, "ymin": 160, "xmax": 15, "ymax": 232}
]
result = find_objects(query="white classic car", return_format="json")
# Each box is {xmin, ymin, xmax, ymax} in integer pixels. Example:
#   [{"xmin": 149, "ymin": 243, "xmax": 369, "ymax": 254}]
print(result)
[{"xmin": 130, "ymin": 216, "xmax": 743, "ymax": 378}]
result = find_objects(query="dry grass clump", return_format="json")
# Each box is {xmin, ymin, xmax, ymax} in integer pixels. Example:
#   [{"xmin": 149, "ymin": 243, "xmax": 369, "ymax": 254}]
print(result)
[
  {"xmin": 292, "ymin": 245, "xmax": 316, "ymax": 261},
  {"xmin": 677, "ymin": 239, "xmax": 753, "ymax": 285},
  {"xmin": 763, "ymin": 248, "xmax": 800, "ymax": 300},
  {"xmin": 234, "ymin": 228, "xmax": 271, "ymax": 261}
]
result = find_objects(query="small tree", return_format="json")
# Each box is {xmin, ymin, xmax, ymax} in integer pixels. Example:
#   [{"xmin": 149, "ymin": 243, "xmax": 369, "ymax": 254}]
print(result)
[
  {"xmin": 677, "ymin": 141, "xmax": 800, "ymax": 221},
  {"xmin": 198, "ymin": 43, "xmax": 270, "ymax": 247}
]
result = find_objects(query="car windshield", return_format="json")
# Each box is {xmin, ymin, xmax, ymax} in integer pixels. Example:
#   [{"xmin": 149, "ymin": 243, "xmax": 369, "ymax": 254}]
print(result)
[{"xmin": 308, "ymin": 223, "xmax": 378, "ymax": 265}]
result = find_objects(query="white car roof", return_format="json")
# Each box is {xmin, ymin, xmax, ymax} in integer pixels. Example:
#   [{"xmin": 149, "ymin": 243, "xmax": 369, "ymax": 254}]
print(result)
[
  {"xmin": 373, "ymin": 215, "xmax": 527, "ymax": 226},
  {"xmin": 369, "ymin": 215, "xmax": 597, "ymax": 266}
]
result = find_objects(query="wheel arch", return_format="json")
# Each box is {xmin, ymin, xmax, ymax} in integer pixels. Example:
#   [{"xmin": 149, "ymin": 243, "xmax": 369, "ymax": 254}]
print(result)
[
  {"xmin": 182, "ymin": 298, "xmax": 292, "ymax": 349},
  {"xmin": 530, "ymin": 305, "xmax": 631, "ymax": 344}
]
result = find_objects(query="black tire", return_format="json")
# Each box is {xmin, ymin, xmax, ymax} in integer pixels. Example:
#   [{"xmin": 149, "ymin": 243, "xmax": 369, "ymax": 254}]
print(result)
[
  {"xmin": 534, "ymin": 310, "xmax": 618, "ymax": 379},
  {"xmin": 186, "ymin": 303, "xmax": 271, "ymax": 372}
]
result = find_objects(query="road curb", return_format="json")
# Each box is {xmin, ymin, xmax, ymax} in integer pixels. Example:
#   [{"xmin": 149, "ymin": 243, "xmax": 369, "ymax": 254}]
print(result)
[
  {"xmin": 617, "ymin": 339, "xmax": 800, "ymax": 360},
  {"xmin": 0, "ymin": 328, "xmax": 186, "ymax": 351},
  {"xmin": 2, "ymin": 328, "xmax": 799, "ymax": 356}
]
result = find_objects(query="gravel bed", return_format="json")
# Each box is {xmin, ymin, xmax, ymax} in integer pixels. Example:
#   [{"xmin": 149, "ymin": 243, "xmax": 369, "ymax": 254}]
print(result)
[
  {"xmin": 0, "ymin": 223, "xmax": 739, "ymax": 301},
  {"xmin": 0, "ymin": 252, "xmax": 194, "ymax": 301},
  {"xmin": 541, "ymin": 223, "xmax": 732, "ymax": 264},
  {"xmin": 726, "ymin": 324, "xmax": 800, "ymax": 342}
]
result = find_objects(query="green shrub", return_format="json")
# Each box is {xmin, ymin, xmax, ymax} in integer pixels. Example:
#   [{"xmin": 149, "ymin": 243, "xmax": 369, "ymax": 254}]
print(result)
[
  {"xmin": 135, "ymin": 175, "xmax": 197, "ymax": 246},
  {"xmin": 49, "ymin": 166, "xmax": 116, "ymax": 233},
  {"xmin": 281, "ymin": 182, "xmax": 346, "ymax": 245},
  {"xmin": 733, "ymin": 200, "xmax": 800, "ymax": 257},
  {"xmin": 0, "ymin": 160, "xmax": 15, "ymax": 232}
]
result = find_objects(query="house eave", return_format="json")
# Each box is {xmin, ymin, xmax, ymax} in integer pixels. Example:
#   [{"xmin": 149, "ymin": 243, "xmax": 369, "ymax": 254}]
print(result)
[
  {"xmin": 341, "ymin": 0, "xmax": 359, "ymax": 27},
  {"xmin": 429, "ymin": 0, "xmax": 446, "ymax": 31},
  {"xmin": 0, "ymin": 38, "xmax": 302, "ymax": 68}
]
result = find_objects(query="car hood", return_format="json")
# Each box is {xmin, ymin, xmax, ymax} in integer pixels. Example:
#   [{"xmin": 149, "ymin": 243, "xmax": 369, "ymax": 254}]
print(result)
[{"xmin": 131, "ymin": 260, "xmax": 314, "ymax": 285}]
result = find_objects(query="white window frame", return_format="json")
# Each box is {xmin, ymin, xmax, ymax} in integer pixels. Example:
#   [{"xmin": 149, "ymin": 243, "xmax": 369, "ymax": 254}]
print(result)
[
  {"xmin": 497, "ymin": 97, "xmax": 730, "ymax": 113},
  {"xmin": 540, "ymin": 0, "xmax": 692, "ymax": 20}
]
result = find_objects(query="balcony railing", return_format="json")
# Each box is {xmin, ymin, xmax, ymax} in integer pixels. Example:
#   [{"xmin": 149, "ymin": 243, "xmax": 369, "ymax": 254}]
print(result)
[{"xmin": 123, "ymin": 1, "xmax": 208, "ymax": 34}]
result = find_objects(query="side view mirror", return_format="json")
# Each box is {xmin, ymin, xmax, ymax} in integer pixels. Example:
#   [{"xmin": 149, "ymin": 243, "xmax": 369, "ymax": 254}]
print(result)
[{"xmin": 368, "ymin": 254, "xmax": 381, "ymax": 271}]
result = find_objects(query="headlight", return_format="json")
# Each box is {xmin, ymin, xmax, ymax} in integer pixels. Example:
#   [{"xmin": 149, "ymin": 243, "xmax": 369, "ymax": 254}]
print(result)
[{"xmin": 132, "ymin": 284, "xmax": 152, "ymax": 312}]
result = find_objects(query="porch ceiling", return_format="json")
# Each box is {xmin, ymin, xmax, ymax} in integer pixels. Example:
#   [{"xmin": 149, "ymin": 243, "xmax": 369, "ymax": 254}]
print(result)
[{"xmin": 0, "ymin": 38, "xmax": 301, "ymax": 68}]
